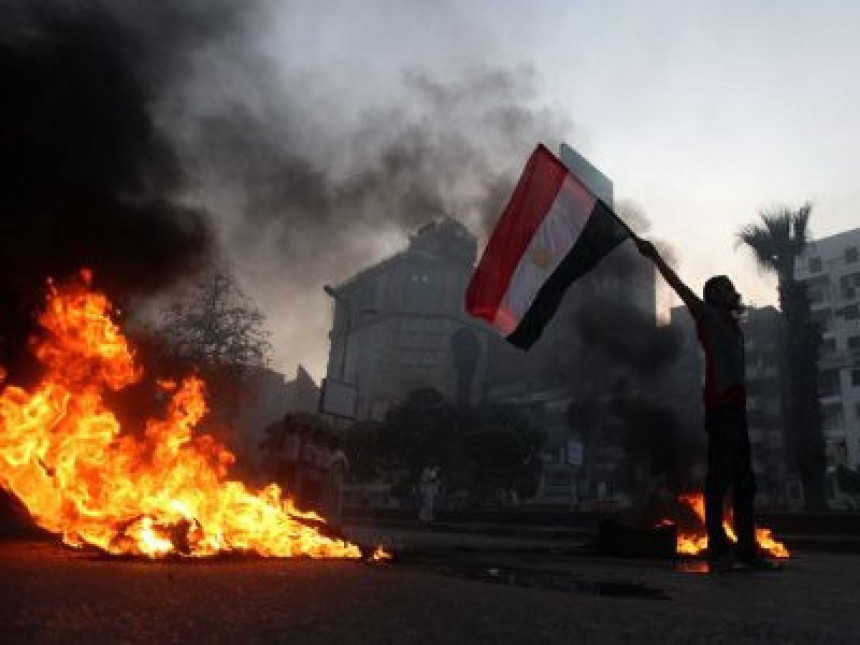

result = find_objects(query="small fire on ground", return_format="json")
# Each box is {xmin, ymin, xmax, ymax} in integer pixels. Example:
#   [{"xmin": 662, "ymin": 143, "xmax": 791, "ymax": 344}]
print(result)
[
  {"xmin": 0, "ymin": 271, "xmax": 385, "ymax": 560},
  {"xmin": 661, "ymin": 493, "xmax": 789, "ymax": 559}
]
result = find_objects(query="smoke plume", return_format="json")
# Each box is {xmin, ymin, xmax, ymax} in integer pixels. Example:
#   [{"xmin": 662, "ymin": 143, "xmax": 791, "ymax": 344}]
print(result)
[
  {"xmin": 147, "ymin": 10, "xmax": 571, "ymax": 374},
  {"xmin": 0, "ymin": 1, "xmax": 214, "ymax": 377}
]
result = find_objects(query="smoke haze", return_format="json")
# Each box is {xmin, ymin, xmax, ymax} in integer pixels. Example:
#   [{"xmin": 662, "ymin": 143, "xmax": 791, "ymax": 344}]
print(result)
[
  {"xmin": 0, "ymin": 1, "xmax": 217, "ymax": 377},
  {"xmin": 2, "ymin": 1, "xmax": 681, "ymax": 392},
  {"xmin": 0, "ymin": 0, "xmax": 581, "ymax": 379},
  {"xmin": 0, "ymin": 0, "xmax": 703, "ymax": 499}
]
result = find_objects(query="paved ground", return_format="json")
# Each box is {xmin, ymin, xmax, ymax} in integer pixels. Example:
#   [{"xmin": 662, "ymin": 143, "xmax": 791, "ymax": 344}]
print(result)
[{"xmin": 1, "ymin": 528, "xmax": 858, "ymax": 644}]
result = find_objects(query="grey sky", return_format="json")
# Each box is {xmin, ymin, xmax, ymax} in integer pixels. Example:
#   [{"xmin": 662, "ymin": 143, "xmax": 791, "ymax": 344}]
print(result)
[{"xmin": 224, "ymin": 0, "xmax": 860, "ymax": 380}]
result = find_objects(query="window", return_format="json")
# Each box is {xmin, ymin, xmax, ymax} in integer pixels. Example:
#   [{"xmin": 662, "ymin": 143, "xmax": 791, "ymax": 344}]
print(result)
[
  {"xmin": 852, "ymin": 369, "xmax": 860, "ymax": 387},
  {"xmin": 846, "ymin": 247, "xmax": 859, "ymax": 264},
  {"xmin": 820, "ymin": 338, "xmax": 837, "ymax": 357},
  {"xmin": 841, "ymin": 273, "xmax": 860, "ymax": 300},
  {"xmin": 809, "ymin": 256, "xmax": 822, "ymax": 272},
  {"xmin": 807, "ymin": 275, "xmax": 831, "ymax": 303},
  {"xmin": 844, "ymin": 304, "xmax": 860, "ymax": 320},
  {"xmin": 404, "ymin": 266, "xmax": 438, "ymax": 310},
  {"xmin": 823, "ymin": 404, "xmax": 845, "ymax": 433},
  {"xmin": 818, "ymin": 369, "xmax": 841, "ymax": 397},
  {"xmin": 849, "ymin": 336, "xmax": 860, "ymax": 352}
]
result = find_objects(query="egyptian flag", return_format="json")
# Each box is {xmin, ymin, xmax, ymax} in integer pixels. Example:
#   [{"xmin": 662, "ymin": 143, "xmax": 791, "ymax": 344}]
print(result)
[{"xmin": 466, "ymin": 144, "xmax": 630, "ymax": 349}]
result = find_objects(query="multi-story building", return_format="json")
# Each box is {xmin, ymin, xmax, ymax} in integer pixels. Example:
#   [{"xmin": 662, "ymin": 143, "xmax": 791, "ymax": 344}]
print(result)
[
  {"xmin": 323, "ymin": 216, "xmax": 493, "ymax": 420},
  {"xmin": 795, "ymin": 228, "xmax": 860, "ymax": 505},
  {"xmin": 743, "ymin": 307, "xmax": 794, "ymax": 508}
]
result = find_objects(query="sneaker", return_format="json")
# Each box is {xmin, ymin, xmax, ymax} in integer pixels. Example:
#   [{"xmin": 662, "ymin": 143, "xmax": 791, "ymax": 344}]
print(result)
[{"xmin": 731, "ymin": 555, "xmax": 783, "ymax": 572}]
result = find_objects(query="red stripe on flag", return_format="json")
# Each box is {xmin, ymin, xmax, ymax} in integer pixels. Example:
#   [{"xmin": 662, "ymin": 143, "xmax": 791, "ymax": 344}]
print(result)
[{"xmin": 466, "ymin": 145, "xmax": 577, "ymax": 324}]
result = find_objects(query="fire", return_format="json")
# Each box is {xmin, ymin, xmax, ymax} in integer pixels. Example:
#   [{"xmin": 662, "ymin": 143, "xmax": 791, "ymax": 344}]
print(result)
[
  {"xmin": 671, "ymin": 493, "xmax": 789, "ymax": 559},
  {"xmin": 0, "ymin": 272, "xmax": 363, "ymax": 559}
]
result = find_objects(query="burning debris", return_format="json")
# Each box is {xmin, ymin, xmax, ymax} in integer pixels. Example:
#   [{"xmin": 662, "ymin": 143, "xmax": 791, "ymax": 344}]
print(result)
[
  {"xmin": 662, "ymin": 493, "xmax": 789, "ymax": 559},
  {"xmin": 0, "ymin": 271, "xmax": 367, "ymax": 559},
  {"xmin": 598, "ymin": 492, "xmax": 789, "ymax": 560}
]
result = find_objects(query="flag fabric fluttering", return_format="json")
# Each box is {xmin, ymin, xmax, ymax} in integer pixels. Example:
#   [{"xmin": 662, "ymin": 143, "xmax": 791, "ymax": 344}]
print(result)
[{"xmin": 466, "ymin": 144, "xmax": 631, "ymax": 349}]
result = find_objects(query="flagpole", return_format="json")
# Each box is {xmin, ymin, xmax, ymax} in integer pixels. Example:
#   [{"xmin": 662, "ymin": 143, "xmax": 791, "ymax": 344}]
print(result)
[
  {"xmin": 557, "ymin": 142, "xmax": 642, "ymax": 244},
  {"xmin": 607, "ymin": 207, "xmax": 642, "ymax": 243}
]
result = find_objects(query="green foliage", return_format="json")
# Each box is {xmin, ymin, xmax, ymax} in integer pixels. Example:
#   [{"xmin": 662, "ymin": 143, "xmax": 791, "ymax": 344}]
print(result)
[
  {"xmin": 341, "ymin": 420, "xmax": 385, "ymax": 483},
  {"xmin": 737, "ymin": 203, "xmax": 826, "ymax": 509},
  {"xmin": 464, "ymin": 425, "xmax": 526, "ymax": 472},
  {"xmin": 261, "ymin": 412, "xmax": 340, "ymax": 452},
  {"xmin": 345, "ymin": 389, "xmax": 546, "ymax": 505},
  {"xmin": 379, "ymin": 388, "xmax": 462, "ymax": 474},
  {"xmin": 837, "ymin": 465, "xmax": 860, "ymax": 495},
  {"xmin": 463, "ymin": 424, "xmax": 526, "ymax": 499},
  {"xmin": 158, "ymin": 268, "xmax": 272, "ymax": 369},
  {"xmin": 736, "ymin": 203, "xmax": 810, "ymax": 282}
]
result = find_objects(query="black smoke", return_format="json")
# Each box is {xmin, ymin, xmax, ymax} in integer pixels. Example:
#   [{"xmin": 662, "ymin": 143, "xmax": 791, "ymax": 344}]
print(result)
[
  {"xmin": 0, "ymin": 1, "xmax": 575, "ymax": 379},
  {"xmin": 0, "ymin": 1, "xmax": 220, "ymax": 378},
  {"xmin": 560, "ymin": 242, "xmax": 705, "ymax": 503},
  {"xmin": 483, "ymin": 222, "xmax": 703, "ymax": 503},
  {"xmin": 175, "ymin": 49, "xmax": 572, "ymax": 372}
]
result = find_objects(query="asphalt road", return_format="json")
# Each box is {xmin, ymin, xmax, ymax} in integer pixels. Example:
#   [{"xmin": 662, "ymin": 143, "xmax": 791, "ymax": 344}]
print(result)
[{"xmin": 1, "ymin": 532, "xmax": 858, "ymax": 644}]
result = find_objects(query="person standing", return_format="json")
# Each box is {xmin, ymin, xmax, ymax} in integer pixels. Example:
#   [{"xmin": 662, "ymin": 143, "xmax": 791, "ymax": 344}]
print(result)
[
  {"xmin": 418, "ymin": 465, "xmax": 440, "ymax": 525},
  {"xmin": 635, "ymin": 239, "xmax": 779, "ymax": 571}
]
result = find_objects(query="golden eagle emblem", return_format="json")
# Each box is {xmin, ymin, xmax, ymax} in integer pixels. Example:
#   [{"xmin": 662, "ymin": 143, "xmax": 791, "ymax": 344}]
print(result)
[{"xmin": 530, "ymin": 247, "xmax": 554, "ymax": 270}]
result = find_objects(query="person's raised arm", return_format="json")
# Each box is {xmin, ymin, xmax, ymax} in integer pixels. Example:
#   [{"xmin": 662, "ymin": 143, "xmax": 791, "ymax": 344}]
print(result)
[{"xmin": 634, "ymin": 239, "xmax": 703, "ymax": 315}]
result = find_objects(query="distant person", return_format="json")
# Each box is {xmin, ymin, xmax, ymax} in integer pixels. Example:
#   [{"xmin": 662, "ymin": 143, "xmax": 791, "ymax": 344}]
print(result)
[
  {"xmin": 418, "ymin": 466, "xmax": 440, "ymax": 525},
  {"xmin": 635, "ymin": 239, "xmax": 779, "ymax": 571}
]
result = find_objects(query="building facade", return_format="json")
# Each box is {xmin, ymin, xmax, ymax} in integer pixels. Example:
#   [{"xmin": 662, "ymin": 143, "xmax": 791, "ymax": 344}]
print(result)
[
  {"xmin": 324, "ymin": 217, "xmax": 493, "ymax": 420},
  {"xmin": 795, "ymin": 228, "xmax": 860, "ymax": 505}
]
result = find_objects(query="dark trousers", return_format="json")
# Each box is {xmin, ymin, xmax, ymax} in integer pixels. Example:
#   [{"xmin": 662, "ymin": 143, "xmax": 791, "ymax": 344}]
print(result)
[{"xmin": 704, "ymin": 405, "xmax": 757, "ymax": 559}]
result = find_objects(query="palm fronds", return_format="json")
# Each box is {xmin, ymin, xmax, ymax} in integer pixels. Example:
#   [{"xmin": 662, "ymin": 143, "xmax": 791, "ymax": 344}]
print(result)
[{"xmin": 736, "ymin": 202, "xmax": 812, "ymax": 281}]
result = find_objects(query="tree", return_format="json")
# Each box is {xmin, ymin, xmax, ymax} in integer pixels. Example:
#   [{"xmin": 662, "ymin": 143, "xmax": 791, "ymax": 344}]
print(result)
[
  {"xmin": 379, "ymin": 388, "xmax": 461, "ymax": 476},
  {"xmin": 158, "ymin": 269, "xmax": 272, "ymax": 368},
  {"xmin": 370, "ymin": 391, "xmax": 546, "ymax": 507},
  {"xmin": 341, "ymin": 420, "xmax": 387, "ymax": 484},
  {"xmin": 140, "ymin": 268, "xmax": 274, "ymax": 459},
  {"xmin": 737, "ymin": 203, "xmax": 827, "ymax": 509},
  {"xmin": 462, "ymin": 405, "xmax": 544, "ymax": 503},
  {"xmin": 837, "ymin": 465, "xmax": 860, "ymax": 496}
]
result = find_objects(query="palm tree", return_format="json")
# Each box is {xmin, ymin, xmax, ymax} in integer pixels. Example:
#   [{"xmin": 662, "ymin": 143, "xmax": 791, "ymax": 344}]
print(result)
[{"xmin": 737, "ymin": 203, "xmax": 826, "ymax": 510}]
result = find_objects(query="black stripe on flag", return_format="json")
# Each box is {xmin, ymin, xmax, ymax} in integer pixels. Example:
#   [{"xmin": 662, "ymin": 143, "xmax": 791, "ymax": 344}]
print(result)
[{"xmin": 506, "ymin": 202, "xmax": 630, "ymax": 349}]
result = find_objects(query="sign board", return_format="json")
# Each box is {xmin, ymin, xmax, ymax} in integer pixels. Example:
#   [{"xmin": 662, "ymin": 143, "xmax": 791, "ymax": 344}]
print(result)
[
  {"xmin": 319, "ymin": 377, "xmax": 358, "ymax": 419},
  {"xmin": 566, "ymin": 439, "xmax": 584, "ymax": 467}
]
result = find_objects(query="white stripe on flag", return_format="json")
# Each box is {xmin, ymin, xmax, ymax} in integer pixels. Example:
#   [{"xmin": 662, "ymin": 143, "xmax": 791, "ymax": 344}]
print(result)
[{"xmin": 496, "ymin": 175, "xmax": 595, "ymax": 333}]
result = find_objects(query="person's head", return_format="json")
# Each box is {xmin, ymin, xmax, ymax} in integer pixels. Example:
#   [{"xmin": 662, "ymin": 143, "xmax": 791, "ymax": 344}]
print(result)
[{"xmin": 703, "ymin": 275, "xmax": 742, "ymax": 313}]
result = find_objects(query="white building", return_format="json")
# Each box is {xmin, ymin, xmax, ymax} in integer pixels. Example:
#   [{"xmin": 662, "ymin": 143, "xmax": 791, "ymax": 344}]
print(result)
[{"xmin": 795, "ymin": 228, "xmax": 860, "ymax": 485}]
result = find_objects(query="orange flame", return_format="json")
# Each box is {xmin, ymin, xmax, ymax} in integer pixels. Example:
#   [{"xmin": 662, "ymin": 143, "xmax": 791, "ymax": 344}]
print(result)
[
  {"xmin": 0, "ymin": 272, "xmax": 362, "ymax": 559},
  {"xmin": 671, "ymin": 493, "xmax": 789, "ymax": 559}
]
